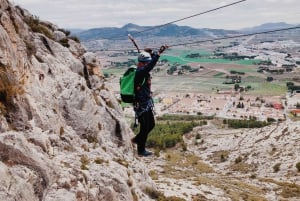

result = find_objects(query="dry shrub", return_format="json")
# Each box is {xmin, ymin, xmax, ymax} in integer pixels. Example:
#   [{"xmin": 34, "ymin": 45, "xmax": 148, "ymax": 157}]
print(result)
[
  {"xmin": 131, "ymin": 189, "xmax": 138, "ymax": 201},
  {"xmin": 0, "ymin": 66, "xmax": 24, "ymax": 114},
  {"xmin": 0, "ymin": 102, "xmax": 6, "ymax": 115},
  {"xmin": 24, "ymin": 39, "xmax": 36, "ymax": 57},
  {"xmin": 273, "ymin": 163, "xmax": 281, "ymax": 173},
  {"xmin": 24, "ymin": 16, "xmax": 53, "ymax": 39},
  {"xmin": 210, "ymin": 150, "xmax": 230, "ymax": 163},
  {"xmin": 281, "ymin": 183, "xmax": 300, "ymax": 198},
  {"xmin": 80, "ymin": 155, "xmax": 89, "ymax": 170},
  {"xmin": 143, "ymin": 186, "xmax": 186, "ymax": 201}
]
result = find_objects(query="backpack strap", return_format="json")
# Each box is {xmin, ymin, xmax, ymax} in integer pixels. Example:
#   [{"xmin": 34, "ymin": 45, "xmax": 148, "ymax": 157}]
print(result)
[{"xmin": 135, "ymin": 78, "xmax": 145, "ymax": 91}]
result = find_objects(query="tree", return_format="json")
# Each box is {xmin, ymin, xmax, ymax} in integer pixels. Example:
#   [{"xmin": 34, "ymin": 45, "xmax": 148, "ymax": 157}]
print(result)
[
  {"xmin": 267, "ymin": 58, "xmax": 272, "ymax": 65},
  {"xmin": 167, "ymin": 66, "xmax": 177, "ymax": 75},
  {"xmin": 103, "ymin": 72, "xmax": 109, "ymax": 78},
  {"xmin": 234, "ymin": 84, "xmax": 240, "ymax": 91},
  {"xmin": 286, "ymin": 82, "xmax": 294, "ymax": 89}
]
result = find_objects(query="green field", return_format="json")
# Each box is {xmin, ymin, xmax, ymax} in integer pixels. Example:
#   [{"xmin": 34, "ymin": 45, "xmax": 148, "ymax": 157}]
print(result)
[
  {"xmin": 104, "ymin": 68, "xmax": 288, "ymax": 96},
  {"xmin": 243, "ymin": 82, "xmax": 287, "ymax": 96},
  {"xmin": 160, "ymin": 55, "xmax": 260, "ymax": 66},
  {"xmin": 159, "ymin": 48, "xmax": 261, "ymax": 66}
]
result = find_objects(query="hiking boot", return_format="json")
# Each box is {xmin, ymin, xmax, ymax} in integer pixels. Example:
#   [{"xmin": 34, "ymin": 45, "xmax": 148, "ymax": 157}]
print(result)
[{"xmin": 138, "ymin": 150, "xmax": 153, "ymax": 157}]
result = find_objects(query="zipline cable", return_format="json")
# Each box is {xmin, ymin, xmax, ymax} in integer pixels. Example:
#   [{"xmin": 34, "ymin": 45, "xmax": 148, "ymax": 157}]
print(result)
[
  {"xmin": 100, "ymin": 0, "xmax": 247, "ymax": 40},
  {"xmin": 168, "ymin": 26, "xmax": 300, "ymax": 48}
]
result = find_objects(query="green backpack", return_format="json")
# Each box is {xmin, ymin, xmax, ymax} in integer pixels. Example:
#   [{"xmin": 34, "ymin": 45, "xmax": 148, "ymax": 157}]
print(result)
[{"xmin": 120, "ymin": 66, "xmax": 137, "ymax": 103}]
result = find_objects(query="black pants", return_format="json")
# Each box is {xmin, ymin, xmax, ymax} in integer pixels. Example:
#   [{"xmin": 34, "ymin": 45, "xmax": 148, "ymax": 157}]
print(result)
[{"xmin": 134, "ymin": 109, "xmax": 155, "ymax": 153}]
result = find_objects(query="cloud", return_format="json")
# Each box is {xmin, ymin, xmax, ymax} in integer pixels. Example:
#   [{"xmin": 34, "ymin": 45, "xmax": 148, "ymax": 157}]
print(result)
[{"xmin": 11, "ymin": 0, "xmax": 300, "ymax": 29}]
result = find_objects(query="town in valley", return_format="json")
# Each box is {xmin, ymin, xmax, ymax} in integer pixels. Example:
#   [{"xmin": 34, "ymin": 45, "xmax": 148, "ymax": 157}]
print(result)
[{"xmin": 88, "ymin": 28, "xmax": 300, "ymax": 123}]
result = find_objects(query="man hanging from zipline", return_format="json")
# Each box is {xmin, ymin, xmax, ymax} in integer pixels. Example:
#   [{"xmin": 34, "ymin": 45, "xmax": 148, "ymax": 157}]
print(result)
[{"xmin": 131, "ymin": 45, "xmax": 168, "ymax": 156}]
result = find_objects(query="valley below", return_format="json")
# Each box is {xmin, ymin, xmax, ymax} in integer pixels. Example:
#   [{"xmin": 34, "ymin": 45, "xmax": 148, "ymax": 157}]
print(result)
[{"xmin": 87, "ymin": 31, "xmax": 300, "ymax": 200}]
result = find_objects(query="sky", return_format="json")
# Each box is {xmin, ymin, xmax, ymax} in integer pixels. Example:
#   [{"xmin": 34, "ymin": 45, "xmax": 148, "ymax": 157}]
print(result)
[{"xmin": 10, "ymin": 0, "xmax": 300, "ymax": 30}]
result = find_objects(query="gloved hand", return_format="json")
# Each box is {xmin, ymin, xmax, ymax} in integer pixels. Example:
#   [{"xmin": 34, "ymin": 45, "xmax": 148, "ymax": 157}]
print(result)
[{"xmin": 158, "ymin": 45, "xmax": 168, "ymax": 54}]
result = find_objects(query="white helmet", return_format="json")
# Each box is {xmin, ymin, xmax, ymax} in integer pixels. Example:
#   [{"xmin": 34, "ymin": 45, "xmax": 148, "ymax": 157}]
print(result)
[{"xmin": 138, "ymin": 52, "xmax": 152, "ymax": 62}]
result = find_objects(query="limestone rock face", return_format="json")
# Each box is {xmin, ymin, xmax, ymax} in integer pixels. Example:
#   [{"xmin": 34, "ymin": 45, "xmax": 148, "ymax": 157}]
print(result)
[{"xmin": 0, "ymin": 1, "xmax": 154, "ymax": 200}]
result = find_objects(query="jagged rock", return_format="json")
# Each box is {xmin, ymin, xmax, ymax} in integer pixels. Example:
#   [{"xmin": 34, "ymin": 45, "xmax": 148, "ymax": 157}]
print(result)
[
  {"xmin": 0, "ymin": 0, "xmax": 9, "ymax": 10},
  {"xmin": 0, "ymin": 1, "xmax": 154, "ymax": 200},
  {"xmin": 53, "ymin": 30, "xmax": 66, "ymax": 42},
  {"xmin": 83, "ymin": 52, "xmax": 103, "ymax": 77}
]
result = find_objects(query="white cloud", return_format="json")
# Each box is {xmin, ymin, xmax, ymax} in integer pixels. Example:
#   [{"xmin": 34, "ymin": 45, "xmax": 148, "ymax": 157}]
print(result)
[{"xmin": 11, "ymin": 0, "xmax": 300, "ymax": 29}]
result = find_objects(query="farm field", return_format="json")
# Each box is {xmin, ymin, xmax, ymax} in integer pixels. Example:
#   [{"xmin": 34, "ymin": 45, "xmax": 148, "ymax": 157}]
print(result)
[
  {"xmin": 104, "ymin": 65, "xmax": 289, "ymax": 96},
  {"xmin": 160, "ymin": 54, "xmax": 260, "ymax": 65},
  {"xmin": 103, "ymin": 48, "xmax": 297, "ymax": 96}
]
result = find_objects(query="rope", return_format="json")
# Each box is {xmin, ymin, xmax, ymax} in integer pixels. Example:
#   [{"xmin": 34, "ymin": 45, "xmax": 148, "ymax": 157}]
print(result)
[{"xmin": 168, "ymin": 26, "xmax": 300, "ymax": 48}]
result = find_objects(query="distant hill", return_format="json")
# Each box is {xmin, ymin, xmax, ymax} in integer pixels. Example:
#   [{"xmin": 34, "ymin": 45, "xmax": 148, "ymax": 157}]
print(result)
[
  {"xmin": 240, "ymin": 22, "xmax": 297, "ymax": 33},
  {"xmin": 74, "ymin": 22, "xmax": 299, "ymax": 41},
  {"xmin": 76, "ymin": 23, "xmax": 238, "ymax": 41}
]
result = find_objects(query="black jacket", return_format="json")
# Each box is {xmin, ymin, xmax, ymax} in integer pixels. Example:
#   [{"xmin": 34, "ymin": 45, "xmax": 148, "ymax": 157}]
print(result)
[{"xmin": 134, "ymin": 53, "xmax": 160, "ymax": 104}]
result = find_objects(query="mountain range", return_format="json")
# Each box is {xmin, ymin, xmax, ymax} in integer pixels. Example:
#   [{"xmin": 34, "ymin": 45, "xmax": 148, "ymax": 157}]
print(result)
[
  {"xmin": 240, "ymin": 22, "xmax": 298, "ymax": 32},
  {"xmin": 74, "ymin": 22, "xmax": 297, "ymax": 41}
]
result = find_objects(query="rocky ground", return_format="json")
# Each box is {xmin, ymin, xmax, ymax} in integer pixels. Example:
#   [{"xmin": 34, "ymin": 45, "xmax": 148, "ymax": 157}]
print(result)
[{"xmin": 142, "ymin": 120, "xmax": 300, "ymax": 201}]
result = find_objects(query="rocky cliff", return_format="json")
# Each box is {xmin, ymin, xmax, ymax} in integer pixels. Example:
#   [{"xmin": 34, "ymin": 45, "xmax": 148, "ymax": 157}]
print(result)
[{"xmin": 0, "ymin": 0, "xmax": 154, "ymax": 200}]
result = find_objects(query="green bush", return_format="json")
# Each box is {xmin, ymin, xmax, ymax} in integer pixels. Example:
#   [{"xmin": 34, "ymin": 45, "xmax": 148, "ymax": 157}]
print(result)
[
  {"xmin": 143, "ymin": 186, "xmax": 185, "ymax": 201},
  {"xmin": 144, "ymin": 121, "xmax": 204, "ymax": 150},
  {"xmin": 59, "ymin": 38, "xmax": 70, "ymax": 48},
  {"xmin": 58, "ymin": 28, "xmax": 71, "ymax": 36},
  {"xmin": 273, "ymin": 163, "xmax": 281, "ymax": 172},
  {"xmin": 195, "ymin": 133, "xmax": 201, "ymax": 140},
  {"xmin": 296, "ymin": 162, "xmax": 300, "ymax": 172},
  {"xmin": 267, "ymin": 117, "xmax": 276, "ymax": 123},
  {"xmin": 235, "ymin": 156, "xmax": 243, "ymax": 164},
  {"xmin": 94, "ymin": 157, "xmax": 107, "ymax": 164},
  {"xmin": 69, "ymin": 36, "xmax": 80, "ymax": 43},
  {"xmin": 133, "ymin": 115, "xmax": 210, "ymax": 151},
  {"xmin": 226, "ymin": 119, "xmax": 269, "ymax": 128}
]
